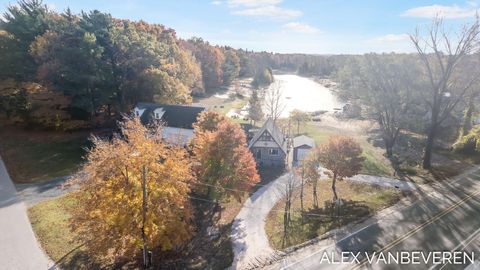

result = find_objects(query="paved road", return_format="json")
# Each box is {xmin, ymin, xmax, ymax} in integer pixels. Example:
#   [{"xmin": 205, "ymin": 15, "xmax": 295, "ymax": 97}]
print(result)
[
  {"xmin": 0, "ymin": 156, "xmax": 52, "ymax": 269},
  {"xmin": 16, "ymin": 176, "xmax": 76, "ymax": 206},
  {"xmin": 268, "ymin": 166, "xmax": 480, "ymax": 270}
]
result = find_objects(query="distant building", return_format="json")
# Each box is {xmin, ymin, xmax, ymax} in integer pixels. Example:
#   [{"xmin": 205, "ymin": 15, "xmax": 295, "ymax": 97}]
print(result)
[
  {"xmin": 292, "ymin": 135, "xmax": 315, "ymax": 166},
  {"xmin": 133, "ymin": 103, "xmax": 205, "ymax": 145},
  {"xmin": 248, "ymin": 118, "xmax": 287, "ymax": 167}
]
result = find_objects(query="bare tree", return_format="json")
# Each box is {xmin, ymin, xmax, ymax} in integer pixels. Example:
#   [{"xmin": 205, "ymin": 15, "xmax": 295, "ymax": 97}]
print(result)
[
  {"xmin": 303, "ymin": 150, "xmax": 320, "ymax": 208},
  {"xmin": 282, "ymin": 172, "xmax": 296, "ymax": 248},
  {"xmin": 410, "ymin": 16, "xmax": 480, "ymax": 169},
  {"xmin": 356, "ymin": 54, "xmax": 417, "ymax": 158},
  {"xmin": 265, "ymin": 81, "xmax": 286, "ymax": 122}
]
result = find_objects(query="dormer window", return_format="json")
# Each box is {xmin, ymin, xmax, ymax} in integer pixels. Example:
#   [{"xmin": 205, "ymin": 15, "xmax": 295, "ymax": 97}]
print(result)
[
  {"xmin": 134, "ymin": 107, "xmax": 145, "ymax": 118},
  {"xmin": 154, "ymin": 108, "xmax": 165, "ymax": 120}
]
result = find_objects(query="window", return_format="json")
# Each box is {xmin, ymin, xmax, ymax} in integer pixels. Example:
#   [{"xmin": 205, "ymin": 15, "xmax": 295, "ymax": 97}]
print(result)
[
  {"xmin": 155, "ymin": 113, "xmax": 160, "ymax": 119},
  {"xmin": 269, "ymin": 148, "xmax": 279, "ymax": 156},
  {"xmin": 135, "ymin": 111, "xmax": 140, "ymax": 117},
  {"xmin": 259, "ymin": 131, "xmax": 273, "ymax": 141}
]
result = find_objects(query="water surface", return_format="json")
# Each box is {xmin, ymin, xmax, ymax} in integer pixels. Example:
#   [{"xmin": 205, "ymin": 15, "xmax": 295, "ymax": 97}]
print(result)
[{"xmin": 266, "ymin": 74, "xmax": 342, "ymax": 118}]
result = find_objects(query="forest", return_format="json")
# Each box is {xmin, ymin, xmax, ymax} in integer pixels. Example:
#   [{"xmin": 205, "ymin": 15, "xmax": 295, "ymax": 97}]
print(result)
[
  {"xmin": 0, "ymin": 1, "xmax": 279, "ymax": 129},
  {"xmin": 1, "ymin": 0, "xmax": 479, "ymax": 168}
]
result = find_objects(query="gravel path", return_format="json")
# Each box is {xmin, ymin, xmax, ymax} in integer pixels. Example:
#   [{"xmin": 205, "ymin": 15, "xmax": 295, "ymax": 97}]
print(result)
[{"xmin": 0, "ymin": 156, "xmax": 52, "ymax": 270}]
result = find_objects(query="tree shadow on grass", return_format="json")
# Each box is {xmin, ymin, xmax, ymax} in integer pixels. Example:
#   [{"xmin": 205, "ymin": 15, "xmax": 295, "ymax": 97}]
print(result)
[{"xmin": 282, "ymin": 200, "xmax": 373, "ymax": 249}]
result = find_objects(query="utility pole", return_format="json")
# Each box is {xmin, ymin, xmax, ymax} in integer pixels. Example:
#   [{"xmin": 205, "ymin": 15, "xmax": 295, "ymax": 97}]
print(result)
[{"xmin": 141, "ymin": 166, "xmax": 148, "ymax": 269}]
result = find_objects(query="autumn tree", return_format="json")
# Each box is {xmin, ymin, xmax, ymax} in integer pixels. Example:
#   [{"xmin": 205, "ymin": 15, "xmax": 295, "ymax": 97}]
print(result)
[
  {"xmin": 70, "ymin": 118, "xmax": 194, "ymax": 260},
  {"xmin": 30, "ymin": 10, "xmax": 110, "ymax": 118},
  {"xmin": 187, "ymin": 37, "xmax": 225, "ymax": 92},
  {"xmin": 318, "ymin": 136, "xmax": 364, "ymax": 202},
  {"xmin": 192, "ymin": 111, "xmax": 260, "ymax": 201},
  {"xmin": 410, "ymin": 17, "xmax": 480, "ymax": 169},
  {"xmin": 248, "ymin": 88, "xmax": 264, "ymax": 125},
  {"xmin": 289, "ymin": 109, "xmax": 310, "ymax": 135},
  {"xmin": 192, "ymin": 110, "xmax": 226, "ymax": 132},
  {"xmin": 222, "ymin": 48, "xmax": 240, "ymax": 86}
]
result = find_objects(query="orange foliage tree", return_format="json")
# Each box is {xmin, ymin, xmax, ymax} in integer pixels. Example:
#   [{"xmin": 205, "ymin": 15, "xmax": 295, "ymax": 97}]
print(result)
[
  {"xmin": 70, "ymin": 118, "xmax": 194, "ymax": 260},
  {"xmin": 318, "ymin": 136, "xmax": 364, "ymax": 201},
  {"xmin": 192, "ymin": 111, "xmax": 260, "ymax": 201}
]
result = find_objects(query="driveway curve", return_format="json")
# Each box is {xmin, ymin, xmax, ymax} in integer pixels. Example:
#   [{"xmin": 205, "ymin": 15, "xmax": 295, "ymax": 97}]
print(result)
[
  {"xmin": 230, "ymin": 173, "xmax": 292, "ymax": 269},
  {"xmin": 230, "ymin": 170, "xmax": 417, "ymax": 269},
  {"xmin": 0, "ymin": 156, "xmax": 52, "ymax": 270}
]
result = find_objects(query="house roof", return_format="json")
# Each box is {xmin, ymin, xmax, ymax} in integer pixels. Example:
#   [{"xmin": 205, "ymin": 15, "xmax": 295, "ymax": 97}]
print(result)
[
  {"xmin": 248, "ymin": 117, "xmax": 287, "ymax": 154},
  {"xmin": 135, "ymin": 102, "xmax": 205, "ymax": 129},
  {"xmin": 293, "ymin": 135, "xmax": 315, "ymax": 148}
]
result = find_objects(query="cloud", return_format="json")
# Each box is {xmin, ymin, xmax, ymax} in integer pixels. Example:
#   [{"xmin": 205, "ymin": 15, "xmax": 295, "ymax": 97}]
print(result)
[
  {"xmin": 227, "ymin": 0, "xmax": 302, "ymax": 20},
  {"xmin": 211, "ymin": 1, "xmax": 222, "ymax": 5},
  {"xmin": 402, "ymin": 4, "xmax": 477, "ymax": 19},
  {"xmin": 232, "ymin": 5, "xmax": 302, "ymax": 20},
  {"xmin": 375, "ymin": 34, "xmax": 410, "ymax": 43},
  {"xmin": 227, "ymin": 0, "xmax": 282, "ymax": 7},
  {"xmin": 283, "ymin": 22, "xmax": 320, "ymax": 34}
]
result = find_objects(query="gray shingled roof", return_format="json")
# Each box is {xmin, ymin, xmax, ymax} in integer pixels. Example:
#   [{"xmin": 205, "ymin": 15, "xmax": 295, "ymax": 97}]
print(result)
[
  {"xmin": 293, "ymin": 135, "xmax": 315, "ymax": 148},
  {"xmin": 248, "ymin": 117, "xmax": 287, "ymax": 154},
  {"xmin": 136, "ymin": 102, "xmax": 205, "ymax": 129}
]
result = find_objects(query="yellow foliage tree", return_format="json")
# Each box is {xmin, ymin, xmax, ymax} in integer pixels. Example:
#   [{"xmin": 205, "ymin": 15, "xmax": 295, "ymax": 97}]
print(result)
[{"xmin": 70, "ymin": 118, "xmax": 194, "ymax": 260}]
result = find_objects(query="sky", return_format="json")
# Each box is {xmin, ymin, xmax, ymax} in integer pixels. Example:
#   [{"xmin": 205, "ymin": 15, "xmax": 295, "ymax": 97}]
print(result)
[{"xmin": 1, "ymin": 0, "xmax": 479, "ymax": 54}]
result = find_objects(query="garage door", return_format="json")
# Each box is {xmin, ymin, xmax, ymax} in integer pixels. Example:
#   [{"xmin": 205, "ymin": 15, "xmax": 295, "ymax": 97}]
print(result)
[{"xmin": 297, "ymin": 148, "xmax": 310, "ymax": 162}]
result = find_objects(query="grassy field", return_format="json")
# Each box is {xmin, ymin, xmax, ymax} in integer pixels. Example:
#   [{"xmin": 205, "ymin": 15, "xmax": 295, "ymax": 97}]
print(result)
[
  {"xmin": 265, "ymin": 180, "xmax": 402, "ymax": 249},
  {"xmin": 27, "ymin": 194, "xmax": 103, "ymax": 269},
  {"xmin": 298, "ymin": 121, "xmax": 393, "ymax": 177},
  {"xmin": 0, "ymin": 127, "xmax": 89, "ymax": 183}
]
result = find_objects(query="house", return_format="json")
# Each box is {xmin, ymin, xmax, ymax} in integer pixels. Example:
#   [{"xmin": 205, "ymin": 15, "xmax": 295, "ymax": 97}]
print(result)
[
  {"xmin": 292, "ymin": 135, "xmax": 315, "ymax": 166},
  {"xmin": 248, "ymin": 118, "xmax": 288, "ymax": 167},
  {"xmin": 133, "ymin": 103, "xmax": 205, "ymax": 145}
]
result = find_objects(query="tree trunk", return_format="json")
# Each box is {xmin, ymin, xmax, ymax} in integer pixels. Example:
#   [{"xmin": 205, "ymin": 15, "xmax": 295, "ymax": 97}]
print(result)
[
  {"xmin": 297, "ymin": 121, "xmax": 300, "ymax": 135},
  {"xmin": 300, "ymin": 176, "xmax": 304, "ymax": 212},
  {"xmin": 385, "ymin": 139, "xmax": 393, "ymax": 158},
  {"xmin": 141, "ymin": 166, "xmax": 148, "ymax": 268},
  {"xmin": 332, "ymin": 173, "xmax": 338, "ymax": 202},
  {"xmin": 313, "ymin": 179, "xmax": 318, "ymax": 208},
  {"xmin": 423, "ymin": 126, "xmax": 437, "ymax": 169}
]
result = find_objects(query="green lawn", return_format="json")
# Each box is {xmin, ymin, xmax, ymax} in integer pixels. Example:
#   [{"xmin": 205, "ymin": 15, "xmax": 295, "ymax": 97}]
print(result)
[
  {"xmin": 0, "ymin": 127, "xmax": 89, "ymax": 183},
  {"xmin": 27, "ymin": 194, "xmax": 102, "ymax": 269},
  {"xmin": 298, "ymin": 121, "xmax": 393, "ymax": 177},
  {"xmin": 265, "ymin": 180, "xmax": 402, "ymax": 249}
]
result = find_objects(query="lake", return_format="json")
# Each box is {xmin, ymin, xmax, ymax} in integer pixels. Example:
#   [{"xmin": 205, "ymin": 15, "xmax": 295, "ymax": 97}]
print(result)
[{"xmin": 266, "ymin": 74, "xmax": 342, "ymax": 118}]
